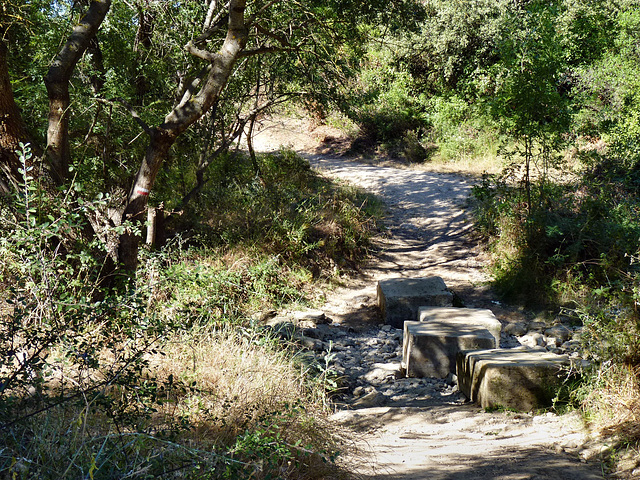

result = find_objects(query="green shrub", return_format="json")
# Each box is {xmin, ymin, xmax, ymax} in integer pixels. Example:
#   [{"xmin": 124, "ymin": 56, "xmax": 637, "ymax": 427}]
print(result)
[
  {"xmin": 175, "ymin": 149, "xmax": 381, "ymax": 276},
  {"xmin": 0, "ymin": 145, "xmax": 162, "ymax": 407},
  {"xmin": 340, "ymin": 43, "xmax": 430, "ymax": 150},
  {"xmin": 472, "ymin": 164, "xmax": 640, "ymax": 303},
  {"xmin": 0, "ymin": 145, "xmax": 363, "ymax": 480}
]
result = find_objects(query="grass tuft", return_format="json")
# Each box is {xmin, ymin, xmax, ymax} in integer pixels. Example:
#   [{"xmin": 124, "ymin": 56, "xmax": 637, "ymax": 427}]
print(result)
[{"xmin": 579, "ymin": 364, "xmax": 640, "ymax": 444}]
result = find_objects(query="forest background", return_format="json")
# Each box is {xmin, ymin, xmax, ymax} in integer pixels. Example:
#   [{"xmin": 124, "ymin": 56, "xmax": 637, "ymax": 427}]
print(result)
[{"xmin": 1, "ymin": 0, "xmax": 639, "ymax": 478}]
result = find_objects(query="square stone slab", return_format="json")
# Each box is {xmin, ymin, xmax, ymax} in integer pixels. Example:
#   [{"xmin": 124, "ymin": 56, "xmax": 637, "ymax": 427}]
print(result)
[
  {"xmin": 418, "ymin": 306, "xmax": 502, "ymax": 347},
  {"xmin": 378, "ymin": 277, "xmax": 453, "ymax": 328},
  {"xmin": 403, "ymin": 320, "xmax": 495, "ymax": 378},
  {"xmin": 457, "ymin": 347, "xmax": 570, "ymax": 411}
]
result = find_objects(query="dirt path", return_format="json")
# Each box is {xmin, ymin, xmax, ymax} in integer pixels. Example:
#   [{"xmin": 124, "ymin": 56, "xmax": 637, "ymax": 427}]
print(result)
[
  {"xmin": 252, "ymin": 117, "xmax": 607, "ymax": 480},
  {"xmin": 305, "ymin": 154, "xmax": 487, "ymax": 318}
]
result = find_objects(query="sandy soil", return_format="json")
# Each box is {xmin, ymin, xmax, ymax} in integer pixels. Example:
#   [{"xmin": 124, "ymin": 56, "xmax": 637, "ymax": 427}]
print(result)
[{"xmin": 251, "ymin": 116, "xmax": 608, "ymax": 480}]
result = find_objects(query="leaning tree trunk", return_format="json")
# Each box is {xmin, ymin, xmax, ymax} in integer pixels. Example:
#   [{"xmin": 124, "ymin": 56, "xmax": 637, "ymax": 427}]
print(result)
[
  {"xmin": 118, "ymin": 129, "xmax": 175, "ymax": 270},
  {"xmin": 117, "ymin": 0, "xmax": 249, "ymax": 273},
  {"xmin": 0, "ymin": 41, "xmax": 40, "ymax": 194},
  {"xmin": 44, "ymin": 0, "xmax": 111, "ymax": 184}
]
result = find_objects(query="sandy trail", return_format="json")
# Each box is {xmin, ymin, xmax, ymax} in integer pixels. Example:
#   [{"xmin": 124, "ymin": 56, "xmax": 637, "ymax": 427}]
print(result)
[
  {"xmin": 305, "ymin": 154, "xmax": 487, "ymax": 318},
  {"xmin": 252, "ymin": 117, "xmax": 606, "ymax": 480}
]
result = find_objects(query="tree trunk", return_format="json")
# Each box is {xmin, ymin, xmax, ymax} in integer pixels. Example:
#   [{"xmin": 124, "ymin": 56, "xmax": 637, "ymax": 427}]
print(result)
[
  {"xmin": 0, "ymin": 41, "xmax": 39, "ymax": 195},
  {"xmin": 118, "ymin": 128, "xmax": 174, "ymax": 270},
  {"xmin": 118, "ymin": 0, "xmax": 248, "ymax": 273},
  {"xmin": 44, "ymin": 0, "xmax": 111, "ymax": 184}
]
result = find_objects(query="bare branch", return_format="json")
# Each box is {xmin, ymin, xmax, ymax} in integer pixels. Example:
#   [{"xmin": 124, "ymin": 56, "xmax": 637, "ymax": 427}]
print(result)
[
  {"xmin": 185, "ymin": 41, "xmax": 221, "ymax": 62},
  {"xmin": 203, "ymin": 0, "xmax": 219, "ymax": 30},
  {"xmin": 203, "ymin": 0, "xmax": 230, "ymax": 32},
  {"xmin": 96, "ymin": 97, "xmax": 152, "ymax": 135},
  {"xmin": 255, "ymin": 23, "xmax": 290, "ymax": 48}
]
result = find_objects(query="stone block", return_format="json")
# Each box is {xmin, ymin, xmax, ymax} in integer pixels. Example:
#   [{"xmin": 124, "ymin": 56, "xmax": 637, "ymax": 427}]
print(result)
[
  {"xmin": 457, "ymin": 347, "xmax": 570, "ymax": 412},
  {"xmin": 402, "ymin": 320, "xmax": 495, "ymax": 378},
  {"xmin": 418, "ymin": 306, "xmax": 502, "ymax": 347},
  {"xmin": 377, "ymin": 277, "xmax": 453, "ymax": 328}
]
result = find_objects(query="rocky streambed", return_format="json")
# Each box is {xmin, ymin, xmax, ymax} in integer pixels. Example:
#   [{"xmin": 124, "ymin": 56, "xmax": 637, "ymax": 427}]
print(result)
[
  {"xmin": 261, "ymin": 308, "xmax": 585, "ymax": 410},
  {"xmin": 258, "ymin": 307, "xmax": 607, "ymax": 480}
]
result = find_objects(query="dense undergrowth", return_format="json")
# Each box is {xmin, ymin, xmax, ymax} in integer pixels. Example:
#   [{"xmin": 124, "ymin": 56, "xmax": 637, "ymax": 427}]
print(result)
[{"xmin": 0, "ymin": 148, "xmax": 379, "ymax": 479}]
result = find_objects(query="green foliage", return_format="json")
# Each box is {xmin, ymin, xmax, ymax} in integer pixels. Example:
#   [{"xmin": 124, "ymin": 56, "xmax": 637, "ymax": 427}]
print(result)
[
  {"xmin": 1, "ymin": 145, "xmax": 152, "ymax": 401},
  {"xmin": 408, "ymin": 0, "xmax": 508, "ymax": 95},
  {"xmin": 176, "ymin": 149, "xmax": 381, "ymax": 275},
  {"xmin": 578, "ymin": 302, "xmax": 640, "ymax": 366},
  {"xmin": 342, "ymin": 44, "xmax": 429, "ymax": 149},
  {"xmin": 471, "ymin": 173, "xmax": 549, "ymax": 304},
  {"xmin": 4, "ymin": 0, "xmax": 425, "ymax": 206},
  {"xmin": 0, "ymin": 145, "xmax": 184, "ymax": 476},
  {"xmin": 472, "ymin": 163, "xmax": 640, "ymax": 307},
  {"xmin": 570, "ymin": 1, "xmax": 640, "ymax": 169},
  {"xmin": 556, "ymin": 0, "xmax": 619, "ymax": 65},
  {"xmin": 0, "ymin": 143, "xmax": 374, "ymax": 479},
  {"xmin": 340, "ymin": 0, "xmax": 550, "ymax": 161},
  {"xmin": 483, "ymin": 1, "xmax": 569, "ymax": 140},
  {"xmin": 162, "ymin": 251, "xmax": 307, "ymax": 327},
  {"xmin": 223, "ymin": 408, "xmax": 340, "ymax": 480},
  {"xmin": 426, "ymin": 95, "xmax": 499, "ymax": 161}
]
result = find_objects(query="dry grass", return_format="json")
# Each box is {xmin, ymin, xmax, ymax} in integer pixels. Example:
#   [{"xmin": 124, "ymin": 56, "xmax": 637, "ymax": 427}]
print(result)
[
  {"xmin": 582, "ymin": 363, "xmax": 640, "ymax": 442},
  {"xmin": 417, "ymin": 151, "xmax": 505, "ymax": 176},
  {"xmin": 149, "ymin": 327, "xmax": 323, "ymax": 439},
  {"xmin": 0, "ymin": 326, "xmax": 351, "ymax": 479},
  {"xmin": 580, "ymin": 364, "xmax": 640, "ymax": 479},
  {"xmin": 143, "ymin": 326, "xmax": 352, "ymax": 479}
]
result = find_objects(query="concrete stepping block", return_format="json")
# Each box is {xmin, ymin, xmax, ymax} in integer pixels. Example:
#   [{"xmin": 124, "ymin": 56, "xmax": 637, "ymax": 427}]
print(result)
[
  {"xmin": 377, "ymin": 277, "xmax": 453, "ymax": 328},
  {"xmin": 418, "ymin": 306, "xmax": 502, "ymax": 347},
  {"xmin": 402, "ymin": 320, "xmax": 495, "ymax": 378},
  {"xmin": 457, "ymin": 347, "xmax": 570, "ymax": 411}
]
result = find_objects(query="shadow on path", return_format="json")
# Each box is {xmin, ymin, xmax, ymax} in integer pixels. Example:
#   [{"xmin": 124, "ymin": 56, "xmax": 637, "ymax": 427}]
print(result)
[{"xmin": 356, "ymin": 446, "xmax": 605, "ymax": 480}]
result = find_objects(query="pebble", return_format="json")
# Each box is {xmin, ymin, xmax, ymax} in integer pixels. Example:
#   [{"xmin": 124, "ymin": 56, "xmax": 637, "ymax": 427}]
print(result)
[
  {"xmin": 288, "ymin": 318, "xmax": 458, "ymax": 406},
  {"xmin": 353, "ymin": 386, "xmax": 365, "ymax": 397},
  {"xmin": 519, "ymin": 332, "xmax": 545, "ymax": 348},
  {"xmin": 545, "ymin": 336, "xmax": 560, "ymax": 347},
  {"xmin": 545, "ymin": 324, "xmax": 572, "ymax": 342},
  {"xmin": 293, "ymin": 309, "xmax": 331, "ymax": 324},
  {"xmin": 529, "ymin": 321, "xmax": 547, "ymax": 331},
  {"xmin": 352, "ymin": 390, "xmax": 386, "ymax": 408}
]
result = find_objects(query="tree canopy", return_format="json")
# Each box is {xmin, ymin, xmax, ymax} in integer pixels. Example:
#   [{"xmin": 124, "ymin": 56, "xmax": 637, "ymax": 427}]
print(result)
[{"xmin": 1, "ymin": 0, "xmax": 423, "ymax": 272}]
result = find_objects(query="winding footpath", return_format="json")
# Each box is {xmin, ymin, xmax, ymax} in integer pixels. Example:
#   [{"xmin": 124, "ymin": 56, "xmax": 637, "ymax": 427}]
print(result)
[{"xmin": 253, "ymin": 120, "xmax": 607, "ymax": 480}]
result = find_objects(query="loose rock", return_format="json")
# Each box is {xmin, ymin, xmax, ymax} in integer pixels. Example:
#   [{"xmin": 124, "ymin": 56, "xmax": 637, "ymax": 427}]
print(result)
[
  {"xmin": 504, "ymin": 322, "xmax": 528, "ymax": 336},
  {"xmin": 545, "ymin": 324, "xmax": 572, "ymax": 343}
]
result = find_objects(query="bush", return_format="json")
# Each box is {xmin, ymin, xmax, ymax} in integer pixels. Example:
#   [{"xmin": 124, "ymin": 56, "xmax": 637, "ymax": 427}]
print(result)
[
  {"xmin": 0, "ymin": 144, "xmax": 161, "ymax": 409},
  {"xmin": 340, "ymin": 43, "xmax": 430, "ymax": 151},
  {"xmin": 472, "ymin": 162, "xmax": 640, "ymax": 302},
  {"xmin": 0, "ymin": 145, "xmax": 369, "ymax": 480},
  {"xmin": 176, "ymin": 149, "xmax": 382, "ymax": 276}
]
